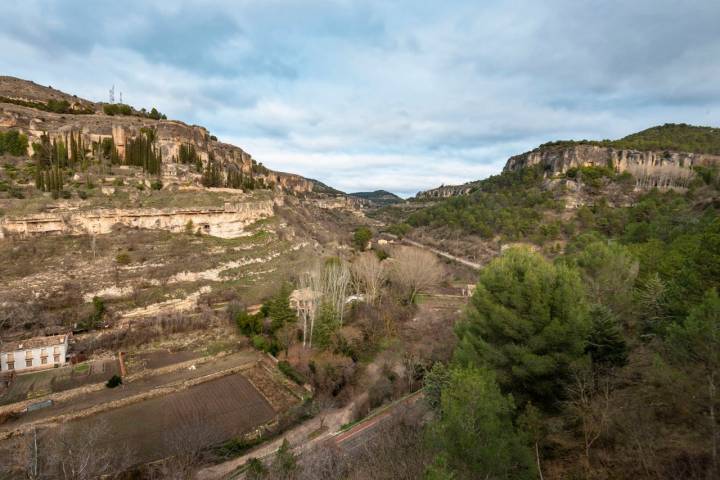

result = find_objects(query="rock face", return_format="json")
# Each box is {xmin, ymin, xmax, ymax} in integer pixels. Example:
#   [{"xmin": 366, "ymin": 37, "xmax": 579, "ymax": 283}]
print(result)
[
  {"xmin": 0, "ymin": 200, "xmax": 274, "ymax": 239},
  {"xmin": 415, "ymin": 182, "xmax": 478, "ymax": 199},
  {"xmin": 503, "ymin": 144, "xmax": 720, "ymax": 174},
  {"xmin": 0, "ymin": 77, "xmax": 314, "ymax": 194}
]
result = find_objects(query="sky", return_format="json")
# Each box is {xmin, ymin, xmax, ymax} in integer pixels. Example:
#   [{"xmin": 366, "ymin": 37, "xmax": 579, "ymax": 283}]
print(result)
[{"xmin": 2, "ymin": 1, "xmax": 719, "ymax": 197}]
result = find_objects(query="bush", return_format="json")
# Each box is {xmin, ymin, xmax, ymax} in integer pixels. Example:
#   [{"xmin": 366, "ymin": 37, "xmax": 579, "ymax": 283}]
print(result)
[
  {"xmin": 150, "ymin": 179, "xmax": 163, "ymax": 190},
  {"xmin": 77, "ymin": 190, "xmax": 88, "ymax": 199},
  {"xmin": 106, "ymin": 375, "xmax": 122, "ymax": 388},
  {"xmin": 278, "ymin": 361, "xmax": 306, "ymax": 385},
  {"xmin": 352, "ymin": 226, "xmax": 372, "ymax": 250},
  {"xmin": 115, "ymin": 252, "xmax": 131, "ymax": 265},
  {"xmin": 252, "ymin": 334, "xmax": 270, "ymax": 352}
]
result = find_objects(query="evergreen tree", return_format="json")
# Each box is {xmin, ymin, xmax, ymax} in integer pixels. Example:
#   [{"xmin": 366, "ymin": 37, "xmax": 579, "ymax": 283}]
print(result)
[
  {"xmin": 585, "ymin": 304, "xmax": 628, "ymax": 370},
  {"xmin": 426, "ymin": 366, "xmax": 535, "ymax": 480},
  {"xmin": 454, "ymin": 248, "xmax": 590, "ymax": 408},
  {"xmin": 268, "ymin": 283, "xmax": 297, "ymax": 332},
  {"xmin": 666, "ymin": 289, "xmax": 720, "ymax": 476}
]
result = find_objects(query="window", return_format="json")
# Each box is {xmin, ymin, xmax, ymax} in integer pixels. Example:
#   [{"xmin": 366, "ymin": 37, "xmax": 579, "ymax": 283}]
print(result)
[
  {"xmin": 7, "ymin": 352, "xmax": 14, "ymax": 362},
  {"xmin": 7, "ymin": 362, "xmax": 14, "ymax": 370},
  {"xmin": 26, "ymin": 359, "xmax": 32, "ymax": 368},
  {"xmin": 53, "ymin": 346, "xmax": 60, "ymax": 354},
  {"xmin": 41, "ymin": 357, "xmax": 48, "ymax": 365},
  {"xmin": 53, "ymin": 354, "xmax": 60, "ymax": 363}
]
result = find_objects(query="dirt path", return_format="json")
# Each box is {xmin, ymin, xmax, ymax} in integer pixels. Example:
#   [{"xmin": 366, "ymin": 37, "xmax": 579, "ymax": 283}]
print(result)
[{"xmin": 401, "ymin": 238, "xmax": 482, "ymax": 270}]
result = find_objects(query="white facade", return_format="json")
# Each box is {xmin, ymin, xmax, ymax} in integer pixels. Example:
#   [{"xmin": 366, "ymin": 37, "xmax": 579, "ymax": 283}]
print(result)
[{"xmin": 0, "ymin": 334, "xmax": 69, "ymax": 373}]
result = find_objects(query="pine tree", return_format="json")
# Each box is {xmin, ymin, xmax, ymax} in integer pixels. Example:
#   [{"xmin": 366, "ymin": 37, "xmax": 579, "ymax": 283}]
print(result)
[{"xmin": 455, "ymin": 248, "xmax": 590, "ymax": 408}]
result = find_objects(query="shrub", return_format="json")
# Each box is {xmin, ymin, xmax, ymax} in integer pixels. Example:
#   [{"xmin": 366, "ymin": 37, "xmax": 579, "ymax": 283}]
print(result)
[
  {"xmin": 150, "ymin": 179, "xmax": 163, "ymax": 190},
  {"xmin": 352, "ymin": 226, "xmax": 372, "ymax": 250},
  {"xmin": 115, "ymin": 252, "xmax": 131, "ymax": 265},
  {"xmin": 278, "ymin": 361, "xmax": 306, "ymax": 385},
  {"xmin": 106, "ymin": 375, "xmax": 122, "ymax": 388},
  {"xmin": 252, "ymin": 334, "xmax": 270, "ymax": 352}
]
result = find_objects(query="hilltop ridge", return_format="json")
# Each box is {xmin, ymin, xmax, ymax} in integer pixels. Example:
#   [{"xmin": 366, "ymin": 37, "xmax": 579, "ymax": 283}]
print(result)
[{"xmin": 416, "ymin": 123, "xmax": 720, "ymax": 199}]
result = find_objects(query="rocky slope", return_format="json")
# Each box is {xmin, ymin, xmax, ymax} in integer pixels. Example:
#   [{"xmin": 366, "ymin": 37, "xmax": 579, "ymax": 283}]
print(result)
[
  {"xmin": 417, "ymin": 124, "xmax": 720, "ymax": 199},
  {"xmin": 503, "ymin": 143, "xmax": 720, "ymax": 175},
  {"xmin": 0, "ymin": 76, "xmax": 313, "ymax": 193}
]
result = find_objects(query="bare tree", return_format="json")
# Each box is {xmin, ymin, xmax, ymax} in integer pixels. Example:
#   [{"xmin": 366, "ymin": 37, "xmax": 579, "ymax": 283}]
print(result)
[
  {"xmin": 158, "ymin": 411, "xmax": 225, "ymax": 479},
  {"xmin": 566, "ymin": 368, "xmax": 613, "ymax": 475},
  {"xmin": 299, "ymin": 260, "xmax": 351, "ymax": 348},
  {"xmin": 31, "ymin": 420, "xmax": 134, "ymax": 480},
  {"xmin": 351, "ymin": 252, "xmax": 387, "ymax": 305},
  {"xmin": 389, "ymin": 246, "xmax": 444, "ymax": 303}
]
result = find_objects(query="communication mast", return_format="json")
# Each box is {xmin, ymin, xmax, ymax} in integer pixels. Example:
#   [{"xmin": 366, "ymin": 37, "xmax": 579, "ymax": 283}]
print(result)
[
  {"xmin": 119, "ymin": 91, "xmax": 123, "ymax": 104},
  {"xmin": 109, "ymin": 85, "xmax": 115, "ymax": 104}
]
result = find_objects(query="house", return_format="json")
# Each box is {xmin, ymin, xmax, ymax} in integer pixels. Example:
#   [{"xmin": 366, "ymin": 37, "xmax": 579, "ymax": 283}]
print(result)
[{"xmin": 0, "ymin": 334, "xmax": 70, "ymax": 374}]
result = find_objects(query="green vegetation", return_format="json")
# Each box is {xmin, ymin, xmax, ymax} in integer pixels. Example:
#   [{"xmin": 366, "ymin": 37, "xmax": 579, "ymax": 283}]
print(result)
[
  {"xmin": 540, "ymin": 123, "xmax": 720, "ymax": 154},
  {"xmin": 426, "ymin": 366, "xmax": 535, "ymax": 479},
  {"xmin": 0, "ymin": 95, "xmax": 93, "ymax": 114},
  {"xmin": 103, "ymin": 103, "xmax": 167, "ymax": 119},
  {"xmin": 352, "ymin": 226, "xmax": 372, "ymax": 250},
  {"xmin": 278, "ymin": 360, "xmax": 306, "ymax": 385},
  {"xmin": 232, "ymin": 284, "xmax": 298, "ymax": 356},
  {"xmin": 106, "ymin": 375, "xmax": 122, "ymax": 388},
  {"xmin": 407, "ymin": 165, "xmax": 563, "ymax": 239},
  {"xmin": 0, "ymin": 130, "xmax": 29, "ymax": 156},
  {"xmin": 455, "ymin": 248, "xmax": 589, "ymax": 407},
  {"xmin": 423, "ymin": 168, "xmax": 720, "ymax": 477},
  {"xmin": 123, "ymin": 127, "xmax": 162, "ymax": 175}
]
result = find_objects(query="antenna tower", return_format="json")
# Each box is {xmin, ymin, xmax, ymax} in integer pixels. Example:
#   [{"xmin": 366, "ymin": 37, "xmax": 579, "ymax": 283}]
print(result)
[{"xmin": 109, "ymin": 85, "xmax": 115, "ymax": 104}]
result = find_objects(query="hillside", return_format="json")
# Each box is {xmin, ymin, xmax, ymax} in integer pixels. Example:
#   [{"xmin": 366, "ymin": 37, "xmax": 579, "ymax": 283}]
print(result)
[
  {"xmin": 349, "ymin": 190, "xmax": 404, "ymax": 206},
  {"xmin": 417, "ymin": 124, "xmax": 720, "ymax": 200},
  {"xmin": 0, "ymin": 76, "xmax": 314, "ymax": 194}
]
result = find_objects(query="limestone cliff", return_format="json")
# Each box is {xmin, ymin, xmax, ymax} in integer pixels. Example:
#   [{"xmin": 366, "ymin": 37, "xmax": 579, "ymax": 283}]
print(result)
[
  {"xmin": 503, "ymin": 144, "xmax": 720, "ymax": 175},
  {"xmin": 0, "ymin": 199, "xmax": 275, "ymax": 239},
  {"xmin": 0, "ymin": 77, "xmax": 314, "ymax": 194}
]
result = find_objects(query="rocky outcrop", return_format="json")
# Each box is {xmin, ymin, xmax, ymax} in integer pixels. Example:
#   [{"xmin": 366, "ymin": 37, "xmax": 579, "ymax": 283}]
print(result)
[
  {"xmin": 415, "ymin": 182, "xmax": 479, "ymax": 199},
  {"xmin": 503, "ymin": 144, "xmax": 720, "ymax": 175},
  {"xmin": 0, "ymin": 77, "xmax": 316, "ymax": 194},
  {"xmin": 0, "ymin": 200, "xmax": 274, "ymax": 239}
]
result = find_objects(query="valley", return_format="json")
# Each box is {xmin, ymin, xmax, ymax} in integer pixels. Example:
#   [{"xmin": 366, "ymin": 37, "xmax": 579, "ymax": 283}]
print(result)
[{"xmin": 1, "ymin": 75, "xmax": 719, "ymax": 480}]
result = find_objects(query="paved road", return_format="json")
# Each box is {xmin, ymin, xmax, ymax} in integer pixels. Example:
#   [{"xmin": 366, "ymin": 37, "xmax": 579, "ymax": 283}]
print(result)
[
  {"xmin": 401, "ymin": 238, "xmax": 482, "ymax": 270},
  {"xmin": 333, "ymin": 391, "xmax": 424, "ymax": 454},
  {"xmin": 195, "ymin": 391, "xmax": 424, "ymax": 480}
]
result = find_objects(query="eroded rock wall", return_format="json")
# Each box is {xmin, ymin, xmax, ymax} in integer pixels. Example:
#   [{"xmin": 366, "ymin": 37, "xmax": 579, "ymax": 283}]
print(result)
[
  {"xmin": 0, "ymin": 200, "xmax": 274, "ymax": 239},
  {"xmin": 504, "ymin": 144, "xmax": 720, "ymax": 174}
]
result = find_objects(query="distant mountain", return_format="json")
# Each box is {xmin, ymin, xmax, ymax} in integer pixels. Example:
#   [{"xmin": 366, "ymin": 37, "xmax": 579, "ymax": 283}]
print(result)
[{"xmin": 349, "ymin": 190, "xmax": 404, "ymax": 206}]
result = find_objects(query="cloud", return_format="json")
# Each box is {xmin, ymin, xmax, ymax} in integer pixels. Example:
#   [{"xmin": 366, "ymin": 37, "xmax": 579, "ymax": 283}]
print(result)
[{"xmin": 1, "ymin": 0, "xmax": 719, "ymax": 195}]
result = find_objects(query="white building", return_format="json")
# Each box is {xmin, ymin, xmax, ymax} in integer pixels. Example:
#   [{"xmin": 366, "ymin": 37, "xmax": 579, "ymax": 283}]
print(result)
[{"xmin": 0, "ymin": 334, "xmax": 69, "ymax": 373}]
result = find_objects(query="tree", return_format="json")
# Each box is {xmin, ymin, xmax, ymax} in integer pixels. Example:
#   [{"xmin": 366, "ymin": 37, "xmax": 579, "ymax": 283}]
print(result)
[
  {"xmin": 426, "ymin": 366, "xmax": 535, "ymax": 480},
  {"xmin": 566, "ymin": 238, "xmax": 638, "ymax": 319},
  {"xmin": 352, "ymin": 226, "xmax": 372, "ymax": 250},
  {"xmin": 271, "ymin": 439, "xmax": 297, "ymax": 479},
  {"xmin": 666, "ymin": 289, "xmax": 720, "ymax": 476},
  {"xmin": 268, "ymin": 283, "xmax": 297, "ymax": 332},
  {"xmin": 585, "ymin": 304, "xmax": 628, "ymax": 370},
  {"xmin": 389, "ymin": 246, "xmax": 443, "ymax": 303},
  {"xmin": 454, "ymin": 248, "xmax": 590, "ymax": 408},
  {"xmin": 351, "ymin": 252, "xmax": 387, "ymax": 305}
]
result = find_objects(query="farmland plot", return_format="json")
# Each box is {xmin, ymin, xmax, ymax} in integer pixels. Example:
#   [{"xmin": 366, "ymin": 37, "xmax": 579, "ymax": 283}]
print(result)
[{"xmin": 67, "ymin": 373, "xmax": 276, "ymax": 464}]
